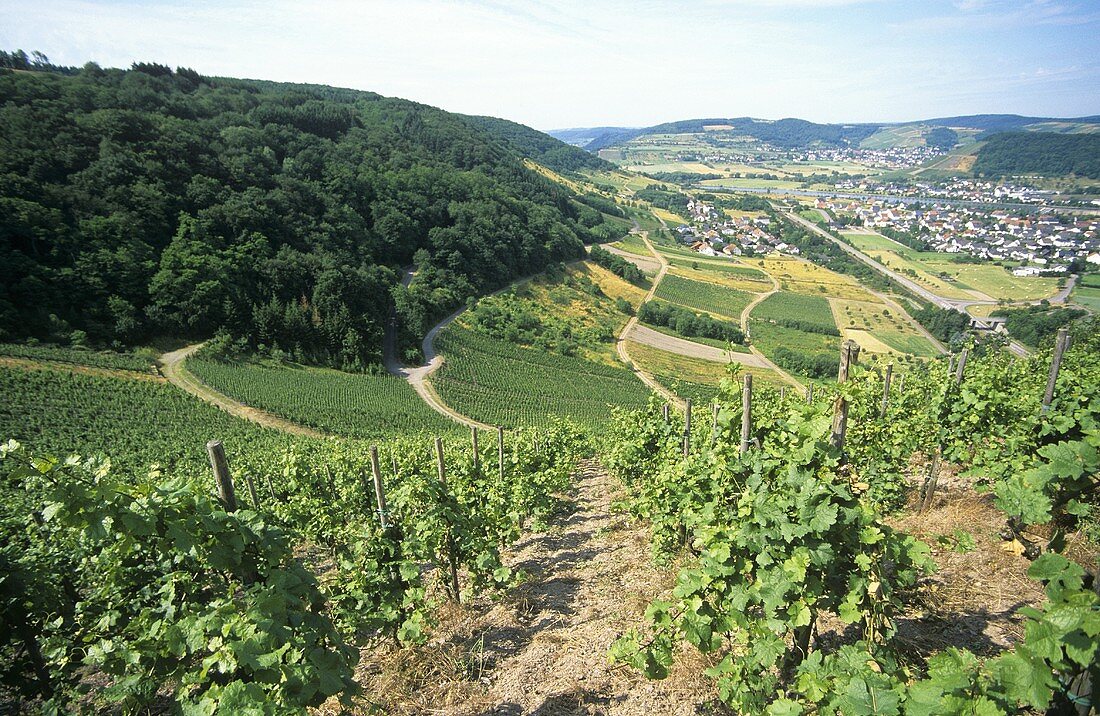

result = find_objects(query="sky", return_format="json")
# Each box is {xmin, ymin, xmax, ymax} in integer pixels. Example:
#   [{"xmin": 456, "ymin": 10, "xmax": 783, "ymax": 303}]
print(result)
[{"xmin": 1, "ymin": 0, "xmax": 1098, "ymax": 131}]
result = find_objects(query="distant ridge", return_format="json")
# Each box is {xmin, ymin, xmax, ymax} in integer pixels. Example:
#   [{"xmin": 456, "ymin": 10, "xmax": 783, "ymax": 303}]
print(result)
[{"xmin": 550, "ymin": 114, "xmax": 1100, "ymax": 152}]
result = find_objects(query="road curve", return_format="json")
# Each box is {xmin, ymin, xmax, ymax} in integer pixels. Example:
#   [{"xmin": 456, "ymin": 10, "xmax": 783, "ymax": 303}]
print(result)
[
  {"xmin": 732, "ymin": 262, "xmax": 806, "ymax": 390},
  {"xmin": 158, "ymin": 343, "xmax": 327, "ymax": 438},
  {"xmin": 629, "ymin": 324, "xmax": 770, "ymax": 368},
  {"xmin": 614, "ymin": 231, "xmax": 684, "ymax": 407}
]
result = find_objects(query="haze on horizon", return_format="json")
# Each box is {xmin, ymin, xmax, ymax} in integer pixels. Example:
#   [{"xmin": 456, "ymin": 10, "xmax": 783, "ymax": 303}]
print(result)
[{"xmin": 1, "ymin": 0, "xmax": 1098, "ymax": 132}]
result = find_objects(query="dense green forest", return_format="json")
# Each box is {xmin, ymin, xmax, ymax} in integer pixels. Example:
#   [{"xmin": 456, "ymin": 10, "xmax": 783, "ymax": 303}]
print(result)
[
  {"xmin": 0, "ymin": 57, "xmax": 620, "ymax": 368},
  {"xmin": 991, "ymin": 304, "xmax": 1088, "ymax": 347},
  {"xmin": 974, "ymin": 132, "xmax": 1100, "ymax": 179}
]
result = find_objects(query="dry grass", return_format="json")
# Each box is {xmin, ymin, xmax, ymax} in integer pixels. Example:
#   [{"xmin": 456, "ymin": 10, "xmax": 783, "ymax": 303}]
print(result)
[{"xmin": 336, "ymin": 460, "xmax": 726, "ymax": 716}]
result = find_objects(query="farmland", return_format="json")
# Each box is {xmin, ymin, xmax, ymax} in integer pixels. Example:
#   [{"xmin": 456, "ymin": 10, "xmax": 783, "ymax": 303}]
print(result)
[
  {"xmin": 432, "ymin": 325, "xmax": 651, "ymax": 430},
  {"xmin": 0, "ymin": 364, "xmax": 297, "ymax": 475},
  {"xmin": 626, "ymin": 340, "xmax": 784, "ymax": 395},
  {"xmin": 188, "ymin": 359, "xmax": 459, "ymax": 439},
  {"xmin": 654, "ymin": 274, "xmax": 755, "ymax": 319},
  {"xmin": 753, "ymin": 292, "xmax": 837, "ymax": 334},
  {"xmin": 0, "ymin": 342, "xmax": 157, "ymax": 373},
  {"xmin": 843, "ymin": 231, "xmax": 1060, "ymax": 302},
  {"xmin": 743, "ymin": 255, "xmax": 878, "ymax": 301}
]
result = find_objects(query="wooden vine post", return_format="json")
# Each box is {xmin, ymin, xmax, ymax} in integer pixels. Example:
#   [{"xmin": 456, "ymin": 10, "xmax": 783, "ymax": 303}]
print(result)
[
  {"xmin": 435, "ymin": 437, "xmax": 461, "ymax": 601},
  {"xmin": 954, "ymin": 348, "xmax": 968, "ymax": 386},
  {"xmin": 830, "ymin": 341, "xmax": 860, "ymax": 451},
  {"xmin": 780, "ymin": 386, "xmax": 786, "ymax": 401},
  {"xmin": 497, "ymin": 426, "xmax": 505, "ymax": 483},
  {"xmin": 897, "ymin": 373, "xmax": 906, "ymax": 395},
  {"xmin": 242, "ymin": 473, "xmax": 260, "ymax": 510},
  {"xmin": 683, "ymin": 398, "xmax": 692, "ymax": 457},
  {"xmin": 470, "ymin": 426, "xmax": 480, "ymax": 473},
  {"xmin": 711, "ymin": 401, "xmax": 720, "ymax": 448},
  {"xmin": 919, "ymin": 449, "xmax": 942, "ymax": 514},
  {"xmin": 740, "ymin": 374, "xmax": 753, "ymax": 455},
  {"xmin": 369, "ymin": 446, "xmax": 390, "ymax": 529},
  {"xmin": 662, "ymin": 403, "xmax": 669, "ymax": 424},
  {"xmin": 880, "ymin": 363, "xmax": 893, "ymax": 418},
  {"xmin": 806, "ymin": 383, "xmax": 814, "ymax": 404},
  {"xmin": 206, "ymin": 440, "xmax": 237, "ymax": 512},
  {"xmin": 1042, "ymin": 328, "xmax": 1070, "ymax": 413}
]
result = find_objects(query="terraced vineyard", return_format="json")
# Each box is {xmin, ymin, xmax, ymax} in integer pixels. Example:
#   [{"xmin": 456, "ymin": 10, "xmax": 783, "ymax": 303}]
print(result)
[
  {"xmin": 432, "ymin": 325, "xmax": 651, "ymax": 430},
  {"xmin": 0, "ymin": 342, "xmax": 156, "ymax": 373},
  {"xmin": 654, "ymin": 274, "xmax": 755, "ymax": 319},
  {"xmin": 188, "ymin": 359, "xmax": 460, "ymax": 438},
  {"xmin": 0, "ymin": 365, "xmax": 296, "ymax": 474},
  {"xmin": 753, "ymin": 291, "xmax": 838, "ymax": 333}
]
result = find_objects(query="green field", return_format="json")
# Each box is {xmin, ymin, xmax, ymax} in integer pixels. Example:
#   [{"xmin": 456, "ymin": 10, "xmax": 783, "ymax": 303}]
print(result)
[
  {"xmin": 877, "ymin": 331, "xmax": 942, "ymax": 356},
  {"xmin": 1071, "ymin": 284, "xmax": 1100, "ymax": 311},
  {"xmin": 189, "ymin": 359, "xmax": 460, "ymax": 439},
  {"xmin": 613, "ymin": 232, "xmax": 651, "ymax": 256},
  {"xmin": 0, "ymin": 343, "xmax": 156, "ymax": 373},
  {"xmin": 843, "ymin": 232, "xmax": 1060, "ymax": 302},
  {"xmin": 753, "ymin": 292, "xmax": 837, "ymax": 333},
  {"xmin": 654, "ymin": 274, "xmax": 754, "ymax": 319},
  {"xmin": 0, "ymin": 365, "xmax": 299, "ymax": 475},
  {"xmin": 663, "ymin": 255, "xmax": 768, "ymax": 280},
  {"xmin": 432, "ymin": 325, "xmax": 651, "ymax": 431}
]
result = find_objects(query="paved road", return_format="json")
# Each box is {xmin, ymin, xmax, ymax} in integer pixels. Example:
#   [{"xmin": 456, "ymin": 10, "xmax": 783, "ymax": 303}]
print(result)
[{"xmin": 158, "ymin": 343, "xmax": 327, "ymax": 438}]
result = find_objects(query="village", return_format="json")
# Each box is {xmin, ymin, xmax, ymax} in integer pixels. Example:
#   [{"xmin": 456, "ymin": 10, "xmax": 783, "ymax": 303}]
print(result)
[
  {"xmin": 673, "ymin": 192, "xmax": 1100, "ymax": 277},
  {"xmin": 815, "ymin": 195, "xmax": 1100, "ymax": 275},
  {"xmin": 833, "ymin": 176, "xmax": 1058, "ymax": 205}
]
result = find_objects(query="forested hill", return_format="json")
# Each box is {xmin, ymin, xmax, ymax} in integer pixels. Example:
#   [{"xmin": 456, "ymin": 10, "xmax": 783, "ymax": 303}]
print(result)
[
  {"xmin": 464, "ymin": 115, "xmax": 614, "ymax": 174},
  {"xmin": 0, "ymin": 60, "xmax": 622, "ymax": 368},
  {"xmin": 973, "ymin": 131, "xmax": 1100, "ymax": 180}
]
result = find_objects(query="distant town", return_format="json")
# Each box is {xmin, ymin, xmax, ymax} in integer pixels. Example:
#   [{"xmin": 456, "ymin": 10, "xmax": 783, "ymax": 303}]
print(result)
[{"xmin": 675, "ymin": 190, "xmax": 1100, "ymax": 276}]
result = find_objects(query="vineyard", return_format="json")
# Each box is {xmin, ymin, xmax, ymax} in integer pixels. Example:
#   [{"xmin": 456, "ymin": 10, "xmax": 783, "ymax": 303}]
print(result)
[
  {"xmin": 603, "ymin": 324, "xmax": 1100, "ymax": 714},
  {"xmin": 188, "ymin": 358, "xmax": 460, "ymax": 439},
  {"xmin": 1, "ymin": 416, "xmax": 589, "ymax": 713},
  {"xmin": 654, "ymin": 274, "xmax": 756, "ymax": 320},
  {"xmin": 753, "ymin": 291, "xmax": 839, "ymax": 335},
  {"xmin": 0, "ymin": 365, "xmax": 299, "ymax": 475},
  {"xmin": 0, "ymin": 342, "xmax": 156, "ymax": 374},
  {"xmin": 431, "ymin": 325, "xmax": 651, "ymax": 431}
]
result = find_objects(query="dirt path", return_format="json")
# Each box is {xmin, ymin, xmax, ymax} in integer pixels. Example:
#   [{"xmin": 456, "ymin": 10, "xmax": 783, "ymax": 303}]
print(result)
[
  {"xmin": 0, "ymin": 356, "xmax": 166, "ymax": 383},
  {"xmin": 372, "ymin": 459, "xmax": 719, "ymax": 715},
  {"xmin": 614, "ymin": 231, "xmax": 683, "ymax": 407},
  {"xmin": 629, "ymin": 325, "xmax": 769, "ymax": 368},
  {"xmin": 157, "ymin": 344, "xmax": 326, "ymax": 438},
  {"xmin": 601, "ymin": 243, "xmax": 662, "ymax": 274},
  {"xmin": 734, "ymin": 262, "xmax": 806, "ymax": 390}
]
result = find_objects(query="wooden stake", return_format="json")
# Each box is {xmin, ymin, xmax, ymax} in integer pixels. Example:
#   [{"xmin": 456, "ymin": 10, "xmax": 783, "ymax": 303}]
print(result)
[
  {"xmin": 370, "ymin": 446, "xmax": 389, "ymax": 529},
  {"xmin": 740, "ymin": 374, "xmax": 753, "ymax": 455},
  {"xmin": 806, "ymin": 383, "xmax": 814, "ymax": 404},
  {"xmin": 711, "ymin": 401, "xmax": 719, "ymax": 447},
  {"xmin": 263, "ymin": 472, "xmax": 277, "ymax": 502},
  {"xmin": 954, "ymin": 348, "xmax": 968, "ymax": 386},
  {"xmin": 662, "ymin": 403, "xmax": 669, "ymax": 424},
  {"xmin": 880, "ymin": 363, "xmax": 893, "ymax": 418},
  {"xmin": 497, "ymin": 426, "xmax": 505, "ymax": 483},
  {"xmin": 434, "ymin": 437, "xmax": 461, "ymax": 601},
  {"xmin": 1042, "ymin": 328, "xmax": 1070, "ymax": 412},
  {"xmin": 780, "ymin": 386, "xmax": 786, "ymax": 401},
  {"xmin": 243, "ymin": 473, "xmax": 260, "ymax": 509},
  {"xmin": 830, "ymin": 341, "xmax": 860, "ymax": 451},
  {"xmin": 920, "ymin": 448, "xmax": 942, "ymax": 513},
  {"xmin": 206, "ymin": 440, "xmax": 237, "ymax": 512},
  {"xmin": 898, "ymin": 373, "xmax": 906, "ymax": 394}
]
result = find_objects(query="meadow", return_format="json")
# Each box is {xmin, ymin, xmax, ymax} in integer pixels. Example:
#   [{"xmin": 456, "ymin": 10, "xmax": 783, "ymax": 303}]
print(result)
[
  {"xmin": 433, "ymin": 325, "xmax": 651, "ymax": 431},
  {"xmin": 188, "ymin": 359, "xmax": 459, "ymax": 439},
  {"xmin": 744, "ymin": 255, "xmax": 877, "ymax": 301},
  {"xmin": 654, "ymin": 274, "xmax": 755, "ymax": 319}
]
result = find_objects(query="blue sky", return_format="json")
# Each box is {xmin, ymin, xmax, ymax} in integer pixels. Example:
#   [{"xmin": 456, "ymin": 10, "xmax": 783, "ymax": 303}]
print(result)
[{"xmin": 1, "ymin": 0, "xmax": 1097, "ymax": 130}]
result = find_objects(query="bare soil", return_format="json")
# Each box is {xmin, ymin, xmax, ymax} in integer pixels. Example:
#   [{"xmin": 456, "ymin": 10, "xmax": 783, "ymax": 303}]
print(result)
[{"xmin": 352, "ymin": 459, "xmax": 724, "ymax": 715}]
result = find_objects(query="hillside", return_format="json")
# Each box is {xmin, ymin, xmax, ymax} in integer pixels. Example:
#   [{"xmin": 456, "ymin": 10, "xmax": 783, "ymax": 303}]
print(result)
[
  {"xmin": 0, "ymin": 60, "xmax": 620, "ymax": 368},
  {"xmin": 552, "ymin": 113, "xmax": 1100, "ymax": 153},
  {"xmin": 973, "ymin": 131, "xmax": 1100, "ymax": 179}
]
